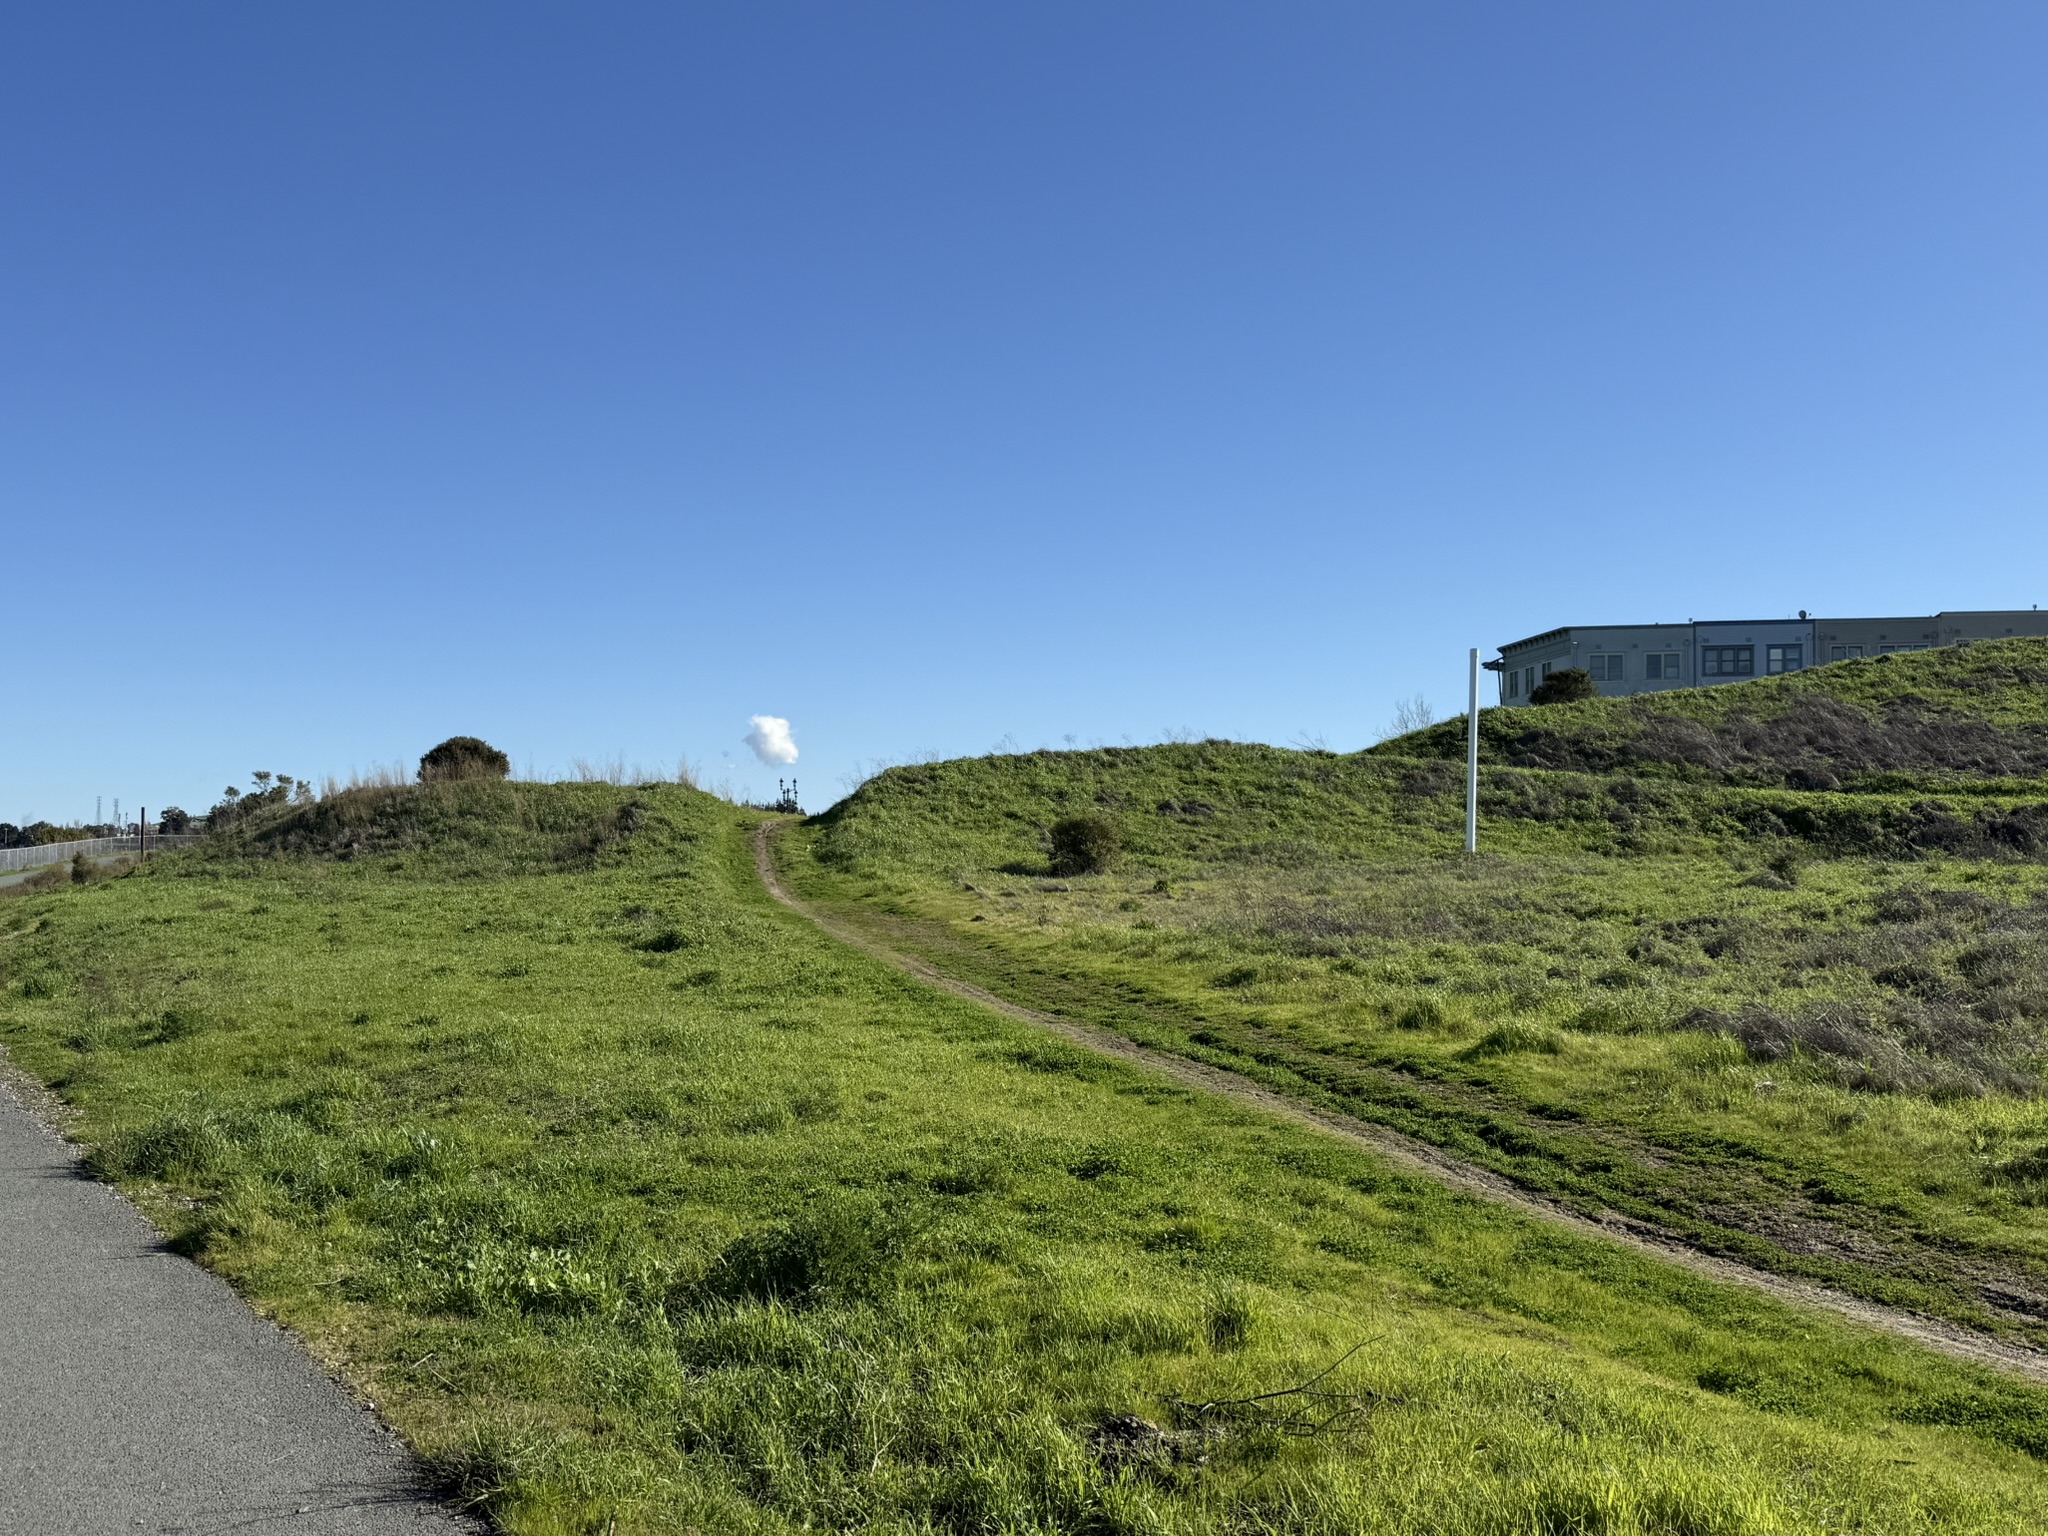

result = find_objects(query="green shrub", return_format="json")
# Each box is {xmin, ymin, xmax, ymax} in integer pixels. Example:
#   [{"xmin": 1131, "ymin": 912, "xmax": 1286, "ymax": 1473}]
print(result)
[
  {"xmin": 1048, "ymin": 815, "xmax": 1120, "ymax": 876},
  {"xmin": 1529, "ymin": 668, "xmax": 1597, "ymax": 705},
  {"xmin": 418, "ymin": 736, "xmax": 512, "ymax": 783}
]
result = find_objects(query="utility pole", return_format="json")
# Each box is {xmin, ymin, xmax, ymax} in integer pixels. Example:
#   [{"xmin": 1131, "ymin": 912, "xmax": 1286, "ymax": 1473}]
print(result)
[
  {"xmin": 139, "ymin": 808, "xmax": 146, "ymax": 859},
  {"xmin": 1465, "ymin": 649, "xmax": 1480, "ymax": 854}
]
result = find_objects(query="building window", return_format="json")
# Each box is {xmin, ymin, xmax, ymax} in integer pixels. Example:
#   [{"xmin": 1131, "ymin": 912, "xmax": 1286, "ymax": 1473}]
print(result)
[
  {"xmin": 1540, "ymin": 662, "xmax": 1554, "ymax": 679},
  {"xmin": 1701, "ymin": 645, "xmax": 1754, "ymax": 678},
  {"xmin": 1766, "ymin": 644, "xmax": 1804, "ymax": 675},
  {"xmin": 1588, "ymin": 654, "xmax": 1624, "ymax": 682},
  {"xmin": 1505, "ymin": 669, "xmax": 1521, "ymax": 700},
  {"xmin": 1878, "ymin": 643, "xmax": 1932, "ymax": 653},
  {"xmin": 1524, "ymin": 666, "xmax": 1536, "ymax": 696},
  {"xmin": 1644, "ymin": 652, "xmax": 1681, "ymax": 680},
  {"xmin": 1830, "ymin": 644, "xmax": 1864, "ymax": 661}
]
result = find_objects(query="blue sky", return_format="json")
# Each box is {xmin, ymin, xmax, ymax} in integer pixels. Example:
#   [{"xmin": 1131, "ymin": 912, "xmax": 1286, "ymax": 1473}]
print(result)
[{"xmin": 6, "ymin": 3, "xmax": 2045, "ymax": 822}]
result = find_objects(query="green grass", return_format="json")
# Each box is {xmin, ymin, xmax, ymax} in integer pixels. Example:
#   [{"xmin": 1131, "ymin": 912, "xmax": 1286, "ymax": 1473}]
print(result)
[
  {"xmin": 4, "ymin": 780, "xmax": 2048, "ymax": 1529},
  {"xmin": 788, "ymin": 716, "xmax": 2048, "ymax": 1343},
  {"xmin": 1381, "ymin": 637, "xmax": 2048, "ymax": 785}
]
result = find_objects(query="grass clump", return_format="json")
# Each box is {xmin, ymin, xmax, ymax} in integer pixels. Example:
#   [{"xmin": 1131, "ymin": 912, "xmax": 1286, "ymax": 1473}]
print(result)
[
  {"xmin": 689, "ymin": 1193, "xmax": 907, "ymax": 1309},
  {"xmin": 88, "ymin": 1111, "xmax": 233, "ymax": 1180},
  {"xmin": 1464, "ymin": 1020, "xmax": 1562, "ymax": 1058}
]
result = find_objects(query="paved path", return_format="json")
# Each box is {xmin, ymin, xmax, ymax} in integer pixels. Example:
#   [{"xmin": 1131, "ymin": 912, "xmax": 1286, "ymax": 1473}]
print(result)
[{"xmin": 0, "ymin": 1079, "xmax": 476, "ymax": 1536}]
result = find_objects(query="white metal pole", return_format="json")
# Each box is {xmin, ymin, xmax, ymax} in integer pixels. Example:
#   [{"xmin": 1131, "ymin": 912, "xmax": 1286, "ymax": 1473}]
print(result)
[{"xmin": 1465, "ymin": 648, "xmax": 1480, "ymax": 854}]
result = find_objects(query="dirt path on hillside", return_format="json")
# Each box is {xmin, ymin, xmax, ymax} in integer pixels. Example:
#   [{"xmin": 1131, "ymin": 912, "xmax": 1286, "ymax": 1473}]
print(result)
[{"xmin": 753, "ymin": 822, "xmax": 2048, "ymax": 1386}]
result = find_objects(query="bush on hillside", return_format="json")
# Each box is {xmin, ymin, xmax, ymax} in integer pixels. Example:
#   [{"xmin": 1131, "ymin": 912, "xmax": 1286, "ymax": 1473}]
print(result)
[
  {"xmin": 1049, "ymin": 814, "xmax": 1121, "ymax": 876},
  {"xmin": 1529, "ymin": 668, "xmax": 1597, "ymax": 705},
  {"xmin": 419, "ymin": 736, "xmax": 512, "ymax": 783}
]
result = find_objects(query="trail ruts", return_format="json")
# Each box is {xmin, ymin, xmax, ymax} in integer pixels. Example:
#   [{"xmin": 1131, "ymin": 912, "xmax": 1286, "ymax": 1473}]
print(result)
[{"xmin": 752, "ymin": 821, "xmax": 2048, "ymax": 1386}]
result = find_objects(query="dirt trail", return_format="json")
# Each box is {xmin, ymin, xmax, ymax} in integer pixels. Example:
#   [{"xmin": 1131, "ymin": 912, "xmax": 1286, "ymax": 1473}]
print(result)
[{"xmin": 753, "ymin": 822, "xmax": 2048, "ymax": 1386}]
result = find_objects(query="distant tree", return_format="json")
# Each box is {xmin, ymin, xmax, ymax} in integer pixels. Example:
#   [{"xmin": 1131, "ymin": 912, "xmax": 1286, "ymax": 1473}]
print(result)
[
  {"xmin": 1529, "ymin": 668, "xmax": 1598, "ymax": 705},
  {"xmin": 158, "ymin": 807, "xmax": 192, "ymax": 834},
  {"xmin": 0, "ymin": 824, "xmax": 27, "ymax": 850},
  {"xmin": 1048, "ymin": 814, "xmax": 1121, "ymax": 876},
  {"xmin": 419, "ymin": 736, "xmax": 512, "ymax": 783},
  {"xmin": 205, "ymin": 772, "xmax": 302, "ymax": 831}
]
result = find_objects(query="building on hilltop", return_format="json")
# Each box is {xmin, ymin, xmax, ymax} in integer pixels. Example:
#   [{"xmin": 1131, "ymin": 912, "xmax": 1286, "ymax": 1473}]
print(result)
[{"xmin": 1489, "ymin": 608, "xmax": 2048, "ymax": 705}]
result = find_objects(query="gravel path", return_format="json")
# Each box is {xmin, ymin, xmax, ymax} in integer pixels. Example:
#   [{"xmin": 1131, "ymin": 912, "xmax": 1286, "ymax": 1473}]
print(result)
[
  {"xmin": 0, "ymin": 1076, "xmax": 476, "ymax": 1536},
  {"xmin": 755, "ymin": 822, "xmax": 2048, "ymax": 1386}
]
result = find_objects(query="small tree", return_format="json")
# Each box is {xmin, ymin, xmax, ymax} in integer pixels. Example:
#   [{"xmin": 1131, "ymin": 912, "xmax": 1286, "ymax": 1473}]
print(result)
[
  {"xmin": 1048, "ymin": 814, "xmax": 1120, "ymax": 876},
  {"xmin": 1529, "ymin": 668, "xmax": 1597, "ymax": 705},
  {"xmin": 158, "ymin": 807, "xmax": 192, "ymax": 834},
  {"xmin": 419, "ymin": 736, "xmax": 512, "ymax": 783},
  {"xmin": 1389, "ymin": 694, "xmax": 1435, "ymax": 734}
]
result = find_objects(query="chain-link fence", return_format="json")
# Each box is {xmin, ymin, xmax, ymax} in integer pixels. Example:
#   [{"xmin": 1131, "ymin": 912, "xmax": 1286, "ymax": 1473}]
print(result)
[{"xmin": 0, "ymin": 834, "xmax": 208, "ymax": 874}]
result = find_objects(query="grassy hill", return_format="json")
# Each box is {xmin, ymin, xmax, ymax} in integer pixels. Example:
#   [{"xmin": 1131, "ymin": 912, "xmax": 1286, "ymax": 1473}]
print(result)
[
  {"xmin": 1379, "ymin": 637, "xmax": 2048, "ymax": 786},
  {"xmin": 788, "ymin": 648, "xmax": 2048, "ymax": 1364},
  {"xmin": 5, "ymin": 779, "xmax": 2048, "ymax": 1529}
]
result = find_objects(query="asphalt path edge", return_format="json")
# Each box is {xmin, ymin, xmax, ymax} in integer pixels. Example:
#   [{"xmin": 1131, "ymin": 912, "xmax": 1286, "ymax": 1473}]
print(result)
[{"xmin": 0, "ymin": 1044, "xmax": 480, "ymax": 1535}]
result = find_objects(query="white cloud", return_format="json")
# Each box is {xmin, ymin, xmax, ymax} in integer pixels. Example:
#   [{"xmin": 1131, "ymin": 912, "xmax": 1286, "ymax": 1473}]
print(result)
[{"xmin": 744, "ymin": 715, "xmax": 799, "ymax": 766}]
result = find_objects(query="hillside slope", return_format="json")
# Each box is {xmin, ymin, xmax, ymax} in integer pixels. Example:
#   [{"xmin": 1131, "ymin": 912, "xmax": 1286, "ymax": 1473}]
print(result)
[
  {"xmin": 1377, "ymin": 637, "xmax": 2048, "ymax": 785},
  {"xmin": 792, "ymin": 660, "xmax": 2048, "ymax": 1365},
  {"xmin": 5, "ymin": 781, "xmax": 2048, "ymax": 1529}
]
